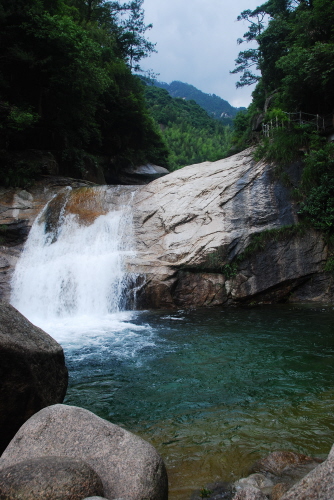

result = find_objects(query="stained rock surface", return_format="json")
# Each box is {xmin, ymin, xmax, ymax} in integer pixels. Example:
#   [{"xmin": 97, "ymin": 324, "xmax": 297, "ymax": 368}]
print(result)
[
  {"xmin": 0, "ymin": 456, "xmax": 104, "ymax": 500},
  {"xmin": 0, "ymin": 404, "xmax": 168, "ymax": 500},
  {"xmin": 0, "ymin": 302, "xmax": 68, "ymax": 454},
  {"xmin": 232, "ymin": 486, "xmax": 268, "ymax": 499},
  {"xmin": 0, "ymin": 177, "xmax": 98, "ymax": 301}
]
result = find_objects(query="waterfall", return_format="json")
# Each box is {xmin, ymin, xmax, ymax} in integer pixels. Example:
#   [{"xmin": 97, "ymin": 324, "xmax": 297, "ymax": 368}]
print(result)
[{"xmin": 10, "ymin": 185, "xmax": 138, "ymax": 344}]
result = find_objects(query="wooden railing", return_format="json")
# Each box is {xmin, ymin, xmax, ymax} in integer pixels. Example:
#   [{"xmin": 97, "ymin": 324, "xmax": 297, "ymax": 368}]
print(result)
[{"xmin": 262, "ymin": 112, "xmax": 333, "ymax": 137}]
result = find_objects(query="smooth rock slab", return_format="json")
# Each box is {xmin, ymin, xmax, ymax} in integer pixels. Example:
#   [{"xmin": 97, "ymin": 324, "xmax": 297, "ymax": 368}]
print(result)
[
  {"xmin": 0, "ymin": 302, "xmax": 68, "ymax": 454},
  {"xmin": 129, "ymin": 149, "xmax": 328, "ymax": 308},
  {"xmin": 0, "ymin": 456, "xmax": 104, "ymax": 500},
  {"xmin": 0, "ymin": 404, "xmax": 168, "ymax": 500}
]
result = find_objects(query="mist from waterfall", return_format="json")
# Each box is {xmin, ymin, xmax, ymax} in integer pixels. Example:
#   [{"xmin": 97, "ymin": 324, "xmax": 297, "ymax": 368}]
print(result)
[{"xmin": 10, "ymin": 186, "xmax": 147, "ymax": 351}]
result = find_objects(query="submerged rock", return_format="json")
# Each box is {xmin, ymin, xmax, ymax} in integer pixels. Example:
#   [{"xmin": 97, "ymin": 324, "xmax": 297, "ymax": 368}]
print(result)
[
  {"xmin": 232, "ymin": 486, "xmax": 267, "ymax": 500},
  {"xmin": 0, "ymin": 302, "xmax": 68, "ymax": 454},
  {"xmin": 234, "ymin": 473, "xmax": 273, "ymax": 497},
  {"xmin": 251, "ymin": 450, "xmax": 322, "ymax": 476},
  {"xmin": 0, "ymin": 456, "xmax": 104, "ymax": 500},
  {"xmin": 279, "ymin": 444, "xmax": 334, "ymax": 499},
  {"xmin": 232, "ymin": 450, "xmax": 324, "ymax": 500},
  {"xmin": 0, "ymin": 404, "xmax": 168, "ymax": 500}
]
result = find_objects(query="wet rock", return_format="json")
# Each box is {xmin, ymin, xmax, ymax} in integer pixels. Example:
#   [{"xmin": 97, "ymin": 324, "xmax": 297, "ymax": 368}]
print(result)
[
  {"xmin": 232, "ymin": 450, "xmax": 323, "ymax": 500},
  {"xmin": 82, "ymin": 498, "xmax": 111, "ymax": 500},
  {"xmin": 271, "ymin": 482, "xmax": 290, "ymax": 500},
  {"xmin": 232, "ymin": 485, "xmax": 268, "ymax": 500},
  {"xmin": 0, "ymin": 456, "xmax": 104, "ymax": 499},
  {"xmin": 83, "ymin": 497, "xmax": 114, "ymax": 500},
  {"xmin": 191, "ymin": 482, "xmax": 233, "ymax": 500},
  {"xmin": 0, "ymin": 176, "xmax": 100, "ymax": 301},
  {"xmin": 279, "ymin": 444, "xmax": 334, "ymax": 500},
  {"xmin": 251, "ymin": 450, "xmax": 322, "ymax": 476},
  {"xmin": 0, "ymin": 404, "xmax": 168, "ymax": 500},
  {"xmin": 0, "ymin": 302, "xmax": 68, "ymax": 454},
  {"xmin": 234, "ymin": 473, "xmax": 273, "ymax": 496}
]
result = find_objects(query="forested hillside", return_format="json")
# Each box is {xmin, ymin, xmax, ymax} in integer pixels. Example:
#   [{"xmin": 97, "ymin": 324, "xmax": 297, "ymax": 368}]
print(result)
[
  {"xmin": 154, "ymin": 80, "xmax": 244, "ymax": 124},
  {"xmin": 0, "ymin": 0, "xmax": 169, "ymax": 186},
  {"xmin": 144, "ymin": 86, "xmax": 232, "ymax": 170},
  {"xmin": 231, "ymin": 0, "xmax": 334, "ymax": 245}
]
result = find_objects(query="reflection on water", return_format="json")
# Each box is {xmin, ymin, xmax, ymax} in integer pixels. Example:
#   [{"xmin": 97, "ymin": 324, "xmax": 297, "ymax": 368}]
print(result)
[{"xmin": 61, "ymin": 304, "xmax": 334, "ymax": 500}]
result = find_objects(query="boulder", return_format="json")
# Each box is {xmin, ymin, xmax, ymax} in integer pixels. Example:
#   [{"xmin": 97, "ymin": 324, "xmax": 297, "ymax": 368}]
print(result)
[
  {"xmin": 232, "ymin": 450, "xmax": 324, "ymax": 500},
  {"xmin": 251, "ymin": 450, "xmax": 322, "ymax": 476},
  {"xmin": 271, "ymin": 483, "xmax": 289, "ymax": 500},
  {"xmin": 82, "ymin": 498, "xmax": 110, "ymax": 500},
  {"xmin": 232, "ymin": 486, "xmax": 268, "ymax": 500},
  {"xmin": 0, "ymin": 404, "xmax": 168, "ymax": 500},
  {"xmin": 234, "ymin": 473, "xmax": 273, "ymax": 497},
  {"xmin": 0, "ymin": 302, "xmax": 68, "ymax": 454},
  {"xmin": 279, "ymin": 444, "xmax": 334, "ymax": 500},
  {"xmin": 191, "ymin": 481, "xmax": 232, "ymax": 500},
  {"xmin": 0, "ymin": 456, "xmax": 104, "ymax": 499},
  {"xmin": 128, "ymin": 148, "xmax": 329, "ymax": 308}
]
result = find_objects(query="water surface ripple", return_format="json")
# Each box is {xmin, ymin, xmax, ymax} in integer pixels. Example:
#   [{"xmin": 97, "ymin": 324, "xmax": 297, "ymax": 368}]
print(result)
[{"xmin": 62, "ymin": 304, "xmax": 334, "ymax": 500}]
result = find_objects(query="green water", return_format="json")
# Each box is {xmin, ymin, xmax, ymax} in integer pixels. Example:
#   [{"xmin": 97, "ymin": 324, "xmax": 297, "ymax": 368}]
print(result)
[{"xmin": 64, "ymin": 304, "xmax": 334, "ymax": 499}]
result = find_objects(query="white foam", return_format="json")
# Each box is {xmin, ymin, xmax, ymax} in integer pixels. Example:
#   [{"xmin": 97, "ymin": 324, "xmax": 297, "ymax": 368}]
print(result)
[{"xmin": 10, "ymin": 187, "xmax": 148, "ymax": 356}]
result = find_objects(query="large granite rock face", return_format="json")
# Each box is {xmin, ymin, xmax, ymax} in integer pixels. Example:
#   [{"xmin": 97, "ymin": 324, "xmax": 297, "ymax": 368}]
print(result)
[
  {"xmin": 1, "ymin": 149, "xmax": 332, "ymax": 307},
  {"xmin": 0, "ymin": 302, "xmax": 68, "ymax": 454},
  {"xmin": 0, "ymin": 404, "xmax": 168, "ymax": 500},
  {"xmin": 127, "ymin": 148, "xmax": 331, "ymax": 308}
]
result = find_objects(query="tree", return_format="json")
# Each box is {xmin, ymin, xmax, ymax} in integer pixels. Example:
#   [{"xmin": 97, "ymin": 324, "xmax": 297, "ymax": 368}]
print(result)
[
  {"xmin": 116, "ymin": 0, "xmax": 156, "ymax": 71},
  {"xmin": 230, "ymin": 7, "xmax": 268, "ymax": 88},
  {"xmin": 0, "ymin": 0, "xmax": 169, "ymax": 185}
]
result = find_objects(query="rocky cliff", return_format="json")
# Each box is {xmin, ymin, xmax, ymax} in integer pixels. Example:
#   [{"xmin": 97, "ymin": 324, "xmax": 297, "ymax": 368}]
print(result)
[
  {"xmin": 129, "ymin": 148, "xmax": 333, "ymax": 307},
  {"xmin": 0, "ymin": 149, "xmax": 333, "ymax": 307}
]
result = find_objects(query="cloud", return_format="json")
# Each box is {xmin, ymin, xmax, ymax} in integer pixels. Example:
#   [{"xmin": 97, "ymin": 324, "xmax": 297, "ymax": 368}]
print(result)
[{"xmin": 141, "ymin": 0, "xmax": 261, "ymax": 107}]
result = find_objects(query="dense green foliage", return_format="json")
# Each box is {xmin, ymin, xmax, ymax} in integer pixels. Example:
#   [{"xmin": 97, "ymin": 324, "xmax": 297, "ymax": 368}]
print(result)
[
  {"xmin": 231, "ymin": 0, "xmax": 334, "ymax": 238},
  {"xmin": 0, "ymin": 0, "xmax": 169, "ymax": 186},
  {"xmin": 145, "ymin": 86, "xmax": 232, "ymax": 170},
  {"xmin": 232, "ymin": 0, "xmax": 334, "ymax": 126},
  {"xmin": 153, "ymin": 80, "xmax": 244, "ymax": 125},
  {"xmin": 298, "ymin": 142, "xmax": 334, "ymax": 233}
]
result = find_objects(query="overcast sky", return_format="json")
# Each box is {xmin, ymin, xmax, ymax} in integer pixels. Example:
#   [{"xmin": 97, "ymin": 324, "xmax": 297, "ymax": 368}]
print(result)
[{"xmin": 141, "ymin": 0, "xmax": 261, "ymax": 108}]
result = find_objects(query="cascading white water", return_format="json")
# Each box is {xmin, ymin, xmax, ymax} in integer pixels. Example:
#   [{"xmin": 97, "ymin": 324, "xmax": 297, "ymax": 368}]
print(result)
[{"xmin": 10, "ymin": 185, "xmax": 145, "ymax": 349}]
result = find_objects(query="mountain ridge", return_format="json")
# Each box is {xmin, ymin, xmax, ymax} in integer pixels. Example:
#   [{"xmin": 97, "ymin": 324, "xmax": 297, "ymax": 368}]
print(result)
[{"xmin": 153, "ymin": 80, "xmax": 245, "ymax": 122}]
